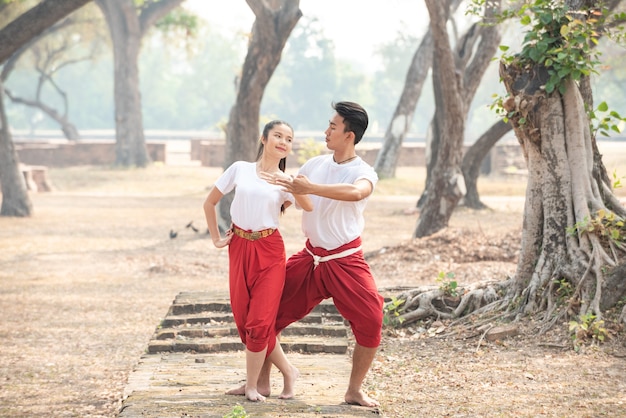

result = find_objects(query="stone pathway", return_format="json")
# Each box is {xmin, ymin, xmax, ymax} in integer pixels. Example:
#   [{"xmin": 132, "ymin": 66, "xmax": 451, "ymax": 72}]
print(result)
[{"xmin": 118, "ymin": 292, "xmax": 380, "ymax": 417}]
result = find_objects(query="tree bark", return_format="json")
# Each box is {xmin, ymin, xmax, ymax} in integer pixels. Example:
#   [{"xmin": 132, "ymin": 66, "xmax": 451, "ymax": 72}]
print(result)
[
  {"xmin": 0, "ymin": 0, "xmax": 92, "ymax": 64},
  {"xmin": 461, "ymin": 120, "xmax": 512, "ymax": 209},
  {"xmin": 500, "ymin": 62, "xmax": 626, "ymax": 320},
  {"xmin": 96, "ymin": 0, "xmax": 184, "ymax": 167},
  {"xmin": 417, "ymin": 0, "xmax": 502, "ymax": 212},
  {"xmin": 0, "ymin": 81, "xmax": 32, "ymax": 217},
  {"xmin": 218, "ymin": 0, "xmax": 301, "ymax": 228},
  {"xmin": 414, "ymin": 0, "xmax": 466, "ymax": 238},
  {"xmin": 0, "ymin": 0, "xmax": 90, "ymax": 217},
  {"xmin": 374, "ymin": 0, "xmax": 464, "ymax": 179}
]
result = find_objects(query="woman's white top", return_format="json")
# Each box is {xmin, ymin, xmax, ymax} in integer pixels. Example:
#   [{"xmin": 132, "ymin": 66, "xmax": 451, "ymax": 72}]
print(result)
[{"xmin": 214, "ymin": 161, "xmax": 294, "ymax": 231}]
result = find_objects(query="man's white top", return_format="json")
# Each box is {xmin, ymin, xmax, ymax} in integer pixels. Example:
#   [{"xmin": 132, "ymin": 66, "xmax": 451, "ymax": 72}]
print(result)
[
  {"xmin": 299, "ymin": 154, "xmax": 378, "ymax": 250},
  {"xmin": 215, "ymin": 161, "xmax": 295, "ymax": 231}
]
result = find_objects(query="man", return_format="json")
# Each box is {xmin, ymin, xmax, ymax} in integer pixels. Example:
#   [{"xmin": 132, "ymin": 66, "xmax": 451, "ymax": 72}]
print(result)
[{"xmin": 262, "ymin": 101, "xmax": 384, "ymax": 407}]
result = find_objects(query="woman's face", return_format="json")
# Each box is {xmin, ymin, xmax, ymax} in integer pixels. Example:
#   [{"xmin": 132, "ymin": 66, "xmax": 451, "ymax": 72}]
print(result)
[{"xmin": 264, "ymin": 123, "xmax": 293, "ymax": 159}]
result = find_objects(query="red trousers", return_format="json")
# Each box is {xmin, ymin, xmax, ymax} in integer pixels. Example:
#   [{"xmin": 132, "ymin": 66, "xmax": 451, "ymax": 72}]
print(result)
[
  {"xmin": 228, "ymin": 228, "xmax": 285, "ymax": 355},
  {"xmin": 275, "ymin": 237, "xmax": 384, "ymax": 348}
]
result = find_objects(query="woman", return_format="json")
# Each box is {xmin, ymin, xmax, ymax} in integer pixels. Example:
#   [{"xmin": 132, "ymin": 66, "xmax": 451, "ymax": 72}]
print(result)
[{"xmin": 203, "ymin": 120, "xmax": 312, "ymax": 402}]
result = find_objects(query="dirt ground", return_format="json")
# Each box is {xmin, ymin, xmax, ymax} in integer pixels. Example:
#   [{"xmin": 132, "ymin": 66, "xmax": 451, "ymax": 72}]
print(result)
[{"xmin": 1, "ymin": 162, "xmax": 626, "ymax": 417}]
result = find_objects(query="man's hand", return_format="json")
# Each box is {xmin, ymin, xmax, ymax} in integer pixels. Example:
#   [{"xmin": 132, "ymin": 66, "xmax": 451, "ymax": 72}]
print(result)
[
  {"xmin": 275, "ymin": 174, "xmax": 313, "ymax": 195},
  {"xmin": 258, "ymin": 171, "xmax": 293, "ymax": 186}
]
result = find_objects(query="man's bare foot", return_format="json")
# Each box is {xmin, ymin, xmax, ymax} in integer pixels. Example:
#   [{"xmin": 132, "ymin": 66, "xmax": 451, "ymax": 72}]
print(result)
[
  {"xmin": 226, "ymin": 383, "xmax": 270, "ymax": 397},
  {"xmin": 245, "ymin": 388, "xmax": 266, "ymax": 402},
  {"xmin": 345, "ymin": 389, "xmax": 380, "ymax": 407},
  {"xmin": 277, "ymin": 365, "xmax": 300, "ymax": 399}
]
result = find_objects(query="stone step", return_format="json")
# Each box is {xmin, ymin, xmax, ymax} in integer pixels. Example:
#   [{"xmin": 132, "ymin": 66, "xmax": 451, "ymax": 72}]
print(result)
[
  {"xmin": 155, "ymin": 322, "xmax": 348, "ymax": 341},
  {"xmin": 159, "ymin": 310, "xmax": 346, "ymax": 328},
  {"xmin": 147, "ymin": 335, "xmax": 348, "ymax": 355},
  {"xmin": 168, "ymin": 294, "xmax": 342, "ymax": 315},
  {"xmin": 147, "ymin": 293, "xmax": 351, "ymax": 355}
]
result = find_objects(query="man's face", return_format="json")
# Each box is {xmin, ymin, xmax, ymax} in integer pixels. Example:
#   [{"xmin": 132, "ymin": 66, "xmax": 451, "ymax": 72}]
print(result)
[{"xmin": 324, "ymin": 112, "xmax": 351, "ymax": 150}]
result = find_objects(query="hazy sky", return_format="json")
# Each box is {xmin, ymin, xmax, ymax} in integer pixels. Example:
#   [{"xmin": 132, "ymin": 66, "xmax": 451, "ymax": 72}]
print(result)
[{"xmin": 184, "ymin": 0, "xmax": 428, "ymax": 71}]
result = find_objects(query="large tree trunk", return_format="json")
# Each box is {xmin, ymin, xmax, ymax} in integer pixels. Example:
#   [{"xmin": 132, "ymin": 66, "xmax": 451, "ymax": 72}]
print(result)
[
  {"xmin": 96, "ymin": 0, "xmax": 183, "ymax": 167},
  {"xmin": 0, "ymin": 0, "xmax": 90, "ymax": 217},
  {"xmin": 414, "ymin": 0, "xmax": 466, "ymax": 238},
  {"xmin": 501, "ymin": 64, "xmax": 626, "ymax": 321},
  {"xmin": 218, "ymin": 0, "xmax": 301, "ymax": 228},
  {"xmin": 461, "ymin": 120, "xmax": 512, "ymax": 209},
  {"xmin": 417, "ymin": 0, "xmax": 502, "ymax": 212},
  {"xmin": 374, "ymin": 0, "xmax": 464, "ymax": 180},
  {"xmin": 0, "ymin": 81, "xmax": 31, "ymax": 217}
]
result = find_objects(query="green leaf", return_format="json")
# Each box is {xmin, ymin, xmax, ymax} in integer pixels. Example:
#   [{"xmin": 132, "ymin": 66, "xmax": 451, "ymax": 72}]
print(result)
[
  {"xmin": 521, "ymin": 15, "xmax": 531, "ymax": 25},
  {"xmin": 598, "ymin": 102, "xmax": 609, "ymax": 112}
]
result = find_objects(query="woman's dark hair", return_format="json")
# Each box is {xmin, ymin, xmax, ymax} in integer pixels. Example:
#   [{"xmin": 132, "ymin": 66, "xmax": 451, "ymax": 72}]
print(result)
[
  {"xmin": 256, "ymin": 119, "xmax": 293, "ymax": 214},
  {"xmin": 332, "ymin": 101, "xmax": 368, "ymax": 145},
  {"xmin": 256, "ymin": 119, "xmax": 293, "ymax": 173}
]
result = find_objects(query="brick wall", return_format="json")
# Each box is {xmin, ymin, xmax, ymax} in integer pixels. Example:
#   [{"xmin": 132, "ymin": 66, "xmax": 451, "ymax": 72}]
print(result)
[
  {"xmin": 15, "ymin": 141, "xmax": 167, "ymax": 167},
  {"xmin": 191, "ymin": 139, "xmax": 526, "ymax": 173}
]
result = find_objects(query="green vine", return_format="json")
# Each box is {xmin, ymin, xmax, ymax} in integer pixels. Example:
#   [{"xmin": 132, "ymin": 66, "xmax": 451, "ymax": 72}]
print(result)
[
  {"xmin": 589, "ymin": 101, "xmax": 626, "ymax": 138},
  {"xmin": 383, "ymin": 296, "xmax": 406, "ymax": 327},
  {"xmin": 567, "ymin": 208, "xmax": 626, "ymax": 244},
  {"xmin": 470, "ymin": 0, "xmax": 626, "ymax": 125},
  {"xmin": 569, "ymin": 313, "xmax": 609, "ymax": 351},
  {"xmin": 437, "ymin": 271, "xmax": 458, "ymax": 297}
]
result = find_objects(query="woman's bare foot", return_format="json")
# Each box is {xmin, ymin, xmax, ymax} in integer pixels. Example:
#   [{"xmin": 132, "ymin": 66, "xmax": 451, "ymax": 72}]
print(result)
[
  {"xmin": 245, "ymin": 388, "xmax": 266, "ymax": 402},
  {"xmin": 277, "ymin": 365, "xmax": 300, "ymax": 399},
  {"xmin": 226, "ymin": 383, "xmax": 270, "ymax": 397},
  {"xmin": 345, "ymin": 389, "xmax": 380, "ymax": 407}
]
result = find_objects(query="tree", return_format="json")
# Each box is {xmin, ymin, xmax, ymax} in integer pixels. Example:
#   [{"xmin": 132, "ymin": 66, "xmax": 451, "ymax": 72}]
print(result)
[
  {"xmin": 0, "ymin": 0, "xmax": 92, "ymax": 63},
  {"xmin": 263, "ymin": 16, "xmax": 338, "ymax": 130},
  {"xmin": 388, "ymin": 0, "xmax": 626, "ymax": 333},
  {"xmin": 3, "ymin": 12, "xmax": 104, "ymax": 141},
  {"xmin": 218, "ymin": 0, "xmax": 301, "ymax": 229},
  {"xmin": 373, "ymin": 0, "xmax": 464, "ymax": 179},
  {"xmin": 0, "ymin": 0, "xmax": 92, "ymax": 217},
  {"xmin": 95, "ymin": 0, "xmax": 187, "ymax": 167},
  {"xmin": 414, "ymin": 0, "xmax": 502, "ymax": 238},
  {"xmin": 461, "ymin": 120, "xmax": 512, "ymax": 209},
  {"xmin": 498, "ymin": 0, "xmax": 626, "ymax": 324}
]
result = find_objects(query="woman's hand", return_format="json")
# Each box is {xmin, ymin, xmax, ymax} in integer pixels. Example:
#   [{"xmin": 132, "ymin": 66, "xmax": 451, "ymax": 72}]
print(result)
[{"xmin": 213, "ymin": 229, "xmax": 232, "ymax": 248}]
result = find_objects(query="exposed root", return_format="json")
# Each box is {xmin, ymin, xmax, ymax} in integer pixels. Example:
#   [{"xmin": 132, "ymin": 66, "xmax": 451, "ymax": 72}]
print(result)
[{"xmin": 392, "ymin": 280, "xmax": 506, "ymax": 326}]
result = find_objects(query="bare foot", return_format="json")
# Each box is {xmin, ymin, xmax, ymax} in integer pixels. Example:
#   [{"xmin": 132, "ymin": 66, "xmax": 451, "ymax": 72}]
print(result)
[
  {"xmin": 226, "ymin": 383, "xmax": 270, "ymax": 397},
  {"xmin": 245, "ymin": 388, "xmax": 266, "ymax": 402},
  {"xmin": 277, "ymin": 365, "xmax": 300, "ymax": 399},
  {"xmin": 257, "ymin": 373, "xmax": 271, "ymax": 396},
  {"xmin": 226, "ymin": 384, "xmax": 245, "ymax": 396},
  {"xmin": 345, "ymin": 389, "xmax": 380, "ymax": 407}
]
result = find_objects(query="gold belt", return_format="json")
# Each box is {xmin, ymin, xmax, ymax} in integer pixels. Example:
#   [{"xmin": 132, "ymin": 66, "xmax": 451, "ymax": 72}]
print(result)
[{"xmin": 232, "ymin": 226, "xmax": 276, "ymax": 241}]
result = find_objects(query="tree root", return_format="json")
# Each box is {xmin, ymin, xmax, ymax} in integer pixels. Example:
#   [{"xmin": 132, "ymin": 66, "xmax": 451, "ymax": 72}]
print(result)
[{"xmin": 392, "ymin": 280, "xmax": 506, "ymax": 325}]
